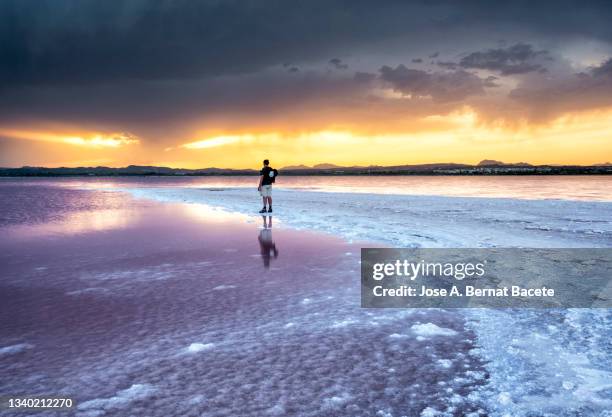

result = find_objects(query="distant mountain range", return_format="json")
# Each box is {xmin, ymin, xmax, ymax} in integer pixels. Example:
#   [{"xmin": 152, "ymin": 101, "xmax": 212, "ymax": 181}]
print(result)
[
  {"xmin": 477, "ymin": 159, "xmax": 532, "ymax": 167},
  {"xmin": 1, "ymin": 161, "xmax": 610, "ymax": 176},
  {"xmin": 283, "ymin": 163, "xmax": 343, "ymax": 170}
]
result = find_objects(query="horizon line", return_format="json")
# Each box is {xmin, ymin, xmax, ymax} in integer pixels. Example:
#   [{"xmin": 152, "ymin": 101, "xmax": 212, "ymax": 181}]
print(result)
[{"xmin": 2, "ymin": 161, "xmax": 612, "ymax": 171}]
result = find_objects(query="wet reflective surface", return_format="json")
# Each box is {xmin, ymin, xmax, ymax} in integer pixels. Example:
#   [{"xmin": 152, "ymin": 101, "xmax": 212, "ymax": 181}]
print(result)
[
  {"xmin": 3, "ymin": 174, "xmax": 612, "ymax": 201},
  {"xmin": 0, "ymin": 182, "xmax": 488, "ymax": 417}
]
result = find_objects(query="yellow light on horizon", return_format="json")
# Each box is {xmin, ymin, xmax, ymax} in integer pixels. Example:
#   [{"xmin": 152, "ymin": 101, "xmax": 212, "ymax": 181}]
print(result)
[
  {"xmin": 0, "ymin": 129, "xmax": 139, "ymax": 148},
  {"xmin": 62, "ymin": 134, "xmax": 139, "ymax": 148},
  {"xmin": 2, "ymin": 106, "xmax": 612, "ymax": 168},
  {"xmin": 180, "ymin": 133, "xmax": 283, "ymax": 150},
  {"xmin": 423, "ymin": 109, "xmax": 478, "ymax": 126},
  {"xmin": 178, "ymin": 131, "xmax": 356, "ymax": 151},
  {"xmin": 181, "ymin": 135, "xmax": 248, "ymax": 149}
]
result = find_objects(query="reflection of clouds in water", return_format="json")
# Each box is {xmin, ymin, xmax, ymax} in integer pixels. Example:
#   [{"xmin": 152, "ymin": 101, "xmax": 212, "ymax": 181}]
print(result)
[
  {"xmin": 7, "ymin": 209, "xmax": 139, "ymax": 238},
  {"xmin": 78, "ymin": 176, "xmax": 612, "ymax": 201},
  {"xmin": 180, "ymin": 202, "xmax": 251, "ymax": 224}
]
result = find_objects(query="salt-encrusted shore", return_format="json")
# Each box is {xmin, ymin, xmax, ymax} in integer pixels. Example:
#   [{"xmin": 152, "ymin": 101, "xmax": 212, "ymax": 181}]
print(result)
[{"xmin": 120, "ymin": 186, "xmax": 612, "ymax": 248}]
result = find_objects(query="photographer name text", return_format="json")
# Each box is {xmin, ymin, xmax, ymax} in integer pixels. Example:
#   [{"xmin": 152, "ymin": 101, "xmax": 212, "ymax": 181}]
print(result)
[
  {"xmin": 370, "ymin": 260, "xmax": 555, "ymax": 298},
  {"xmin": 372, "ymin": 285, "xmax": 555, "ymax": 298}
]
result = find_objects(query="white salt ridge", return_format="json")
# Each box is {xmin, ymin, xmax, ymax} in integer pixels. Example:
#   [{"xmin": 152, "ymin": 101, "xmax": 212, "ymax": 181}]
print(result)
[
  {"xmin": 322, "ymin": 392, "xmax": 353, "ymax": 409},
  {"xmin": 330, "ymin": 318, "xmax": 358, "ymax": 328},
  {"xmin": 466, "ymin": 308, "xmax": 612, "ymax": 416},
  {"xmin": 188, "ymin": 394, "xmax": 206, "ymax": 405},
  {"xmin": 212, "ymin": 285, "xmax": 236, "ymax": 290},
  {"xmin": 437, "ymin": 359, "xmax": 453, "ymax": 369},
  {"xmin": 267, "ymin": 403, "xmax": 286, "ymax": 415},
  {"xmin": 411, "ymin": 323, "xmax": 458, "ymax": 337},
  {"xmin": 0, "ymin": 343, "xmax": 33, "ymax": 356},
  {"xmin": 186, "ymin": 343, "xmax": 215, "ymax": 353},
  {"xmin": 420, "ymin": 406, "xmax": 443, "ymax": 416},
  {"xmin": 82, "ymin": 266, "xmax": 175, "ymax": 283},
  {"xmin": 66, "ymin": 287, "xmax": 111, "ymax": 296},
  {"xmin": 77, "ymin": 383, "xmax": 156, "ymax": 413}
]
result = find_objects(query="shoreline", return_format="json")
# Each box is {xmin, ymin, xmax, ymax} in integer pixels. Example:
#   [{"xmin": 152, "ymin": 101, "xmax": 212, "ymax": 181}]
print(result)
[
  {"xmin": 114, "ymin": 186, "xmax": 612, "ymax": 248},
  {"xmin": 4, "ymin": 175, "xmax": 612, "ymax": 202},
  {"xmin": 2, "ymin": 172, "xmax": 612, "ymax": 178}
]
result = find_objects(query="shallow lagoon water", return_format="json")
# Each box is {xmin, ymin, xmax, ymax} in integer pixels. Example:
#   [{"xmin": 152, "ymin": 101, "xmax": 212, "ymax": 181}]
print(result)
[
  {"xmin": 1, "ymin": 183, "xmax": 486, "ymax": 417},
  {"xmin": 1, "ymin": 179, "xmax": 611, "ymax": 417},
  {"xmin": 4, "ymin": 174, "xmax": 612, "ymax": 201}
]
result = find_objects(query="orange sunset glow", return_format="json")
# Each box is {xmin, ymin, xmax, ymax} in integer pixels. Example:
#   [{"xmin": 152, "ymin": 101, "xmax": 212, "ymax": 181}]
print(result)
[
  {"xmin": 1, "ymin": 2, "xmax": 612, "ymax": 169},
  {"xmin": 2, "ymin": 107, "xmax": 611, "ymax": 168}
]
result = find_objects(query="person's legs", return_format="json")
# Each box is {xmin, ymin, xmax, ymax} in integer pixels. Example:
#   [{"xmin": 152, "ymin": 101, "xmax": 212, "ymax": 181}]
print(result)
[
  {"xmin": 261, "ymin": 186, "xmax": 272, "ymax": 212},
  {"xmin": 259, "ymin": 186, "xmax": 271, "ymax": 212},
  {"xmin": 260, "ymin": 185, "xmax": 267, "ymax": 209}
]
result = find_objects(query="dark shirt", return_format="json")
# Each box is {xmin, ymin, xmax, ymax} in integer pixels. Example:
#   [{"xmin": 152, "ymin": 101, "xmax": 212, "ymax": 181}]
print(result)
[{"xmin": 260, "ymin": 166, "xmax": 274, "ymax": 185}]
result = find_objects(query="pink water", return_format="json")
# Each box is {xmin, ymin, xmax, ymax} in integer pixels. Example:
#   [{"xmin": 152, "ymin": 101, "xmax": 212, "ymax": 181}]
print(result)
[
  {"xmin": 0, "ymin": 183, "xmax": 483, "ymax": 417},
  {"xmin": 4, "ymin": 175, "xmax": 610, "ymax": 201}
]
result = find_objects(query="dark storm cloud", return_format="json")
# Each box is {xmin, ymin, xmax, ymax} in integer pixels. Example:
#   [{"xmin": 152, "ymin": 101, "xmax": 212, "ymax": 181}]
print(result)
[
  {"xmin": 459, "ymin": 43, "xmax": 550, "ymax": 75},
  {"xmin": 329, "ymin": 58, "xmax": 348, "ymax": 70},
  {"xmin": 436, "ymin": 61, "xmax": 459, "ymax": 70},
  {"xmin": 2, "ymin": 0, "xmax": 612, "ymax": 89},
  {"xmin": 483, "ymin": 76, "xmax": 500, "ymax": 88},
  {"xmin": 282, "ymin": 63, "xmax": 300, "ymax": 73},
  {"xmin": 0, "ymin": 0, "xmax": 437, "ymax": 88},
  {"xmin": 508, "ymin": 57, "xmax": 612, "ymax": 118},
  {"xmin": 0, "ymin": 71, "xmax": 376, "ymax": 138},
  {"xmin": 379, "ymin": 65, "xmax": 485, "ymax": 102},
  {"xmin": 591, "ymin": 58, "xmax": 612, "ymax": 77},
  {"xmin": 2, "ymin": 0, "xmax": 612, "ymax": 131},
  {"xmin": 411, "ymin": 58, "xmax": 423, "ymax": 63},
  {"xmin": 353, "ymin": 72, "xmax": 377, "ymax": 83}
]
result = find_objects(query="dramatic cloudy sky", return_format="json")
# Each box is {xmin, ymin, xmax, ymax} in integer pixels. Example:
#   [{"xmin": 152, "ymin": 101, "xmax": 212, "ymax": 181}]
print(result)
[{"xmin": 1, "ymin": 0, "xmax": 612, "ymax": 168}]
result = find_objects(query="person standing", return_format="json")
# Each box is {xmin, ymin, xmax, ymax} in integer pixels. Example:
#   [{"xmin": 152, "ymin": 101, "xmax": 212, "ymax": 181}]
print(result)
[{"xmin": 257, "ymin": 159, "xmax": 277, "ymax": 213}]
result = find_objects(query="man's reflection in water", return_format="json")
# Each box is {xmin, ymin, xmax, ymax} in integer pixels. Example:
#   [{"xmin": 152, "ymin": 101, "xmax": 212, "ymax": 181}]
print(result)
[{"xmin": 259, "ymin": 216, "xmax": 278, "ymax": 268}]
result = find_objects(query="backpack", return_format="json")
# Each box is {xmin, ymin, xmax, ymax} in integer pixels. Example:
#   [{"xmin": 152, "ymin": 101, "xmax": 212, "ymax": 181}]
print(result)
[{"xmin": 269, "ymin": 168, "xmax": 279, "ymax": 183}]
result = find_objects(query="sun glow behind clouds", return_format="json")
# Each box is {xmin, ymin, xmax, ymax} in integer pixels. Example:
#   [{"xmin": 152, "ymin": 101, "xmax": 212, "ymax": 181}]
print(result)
[
  {"xmin": 179, "ymin": 133, "xmax": 285, "ymax": 150},
  {"xmin": 0, "ymin": 129, "xmax": 139, "ymax": 148},
  {"xmin": 180, "ymin": 135, "xmax": 256, "ymax": 149},
  {"xmin": 178, "ymin": 131, "xmax": 356, "ymax": 151},
  {"xmin": 2, "ymin": 107, "xmax": 612, "ymax": 168},
  {"xmin": 171, "ymin": 108, "xmax": 612, "ymax": 167}
]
